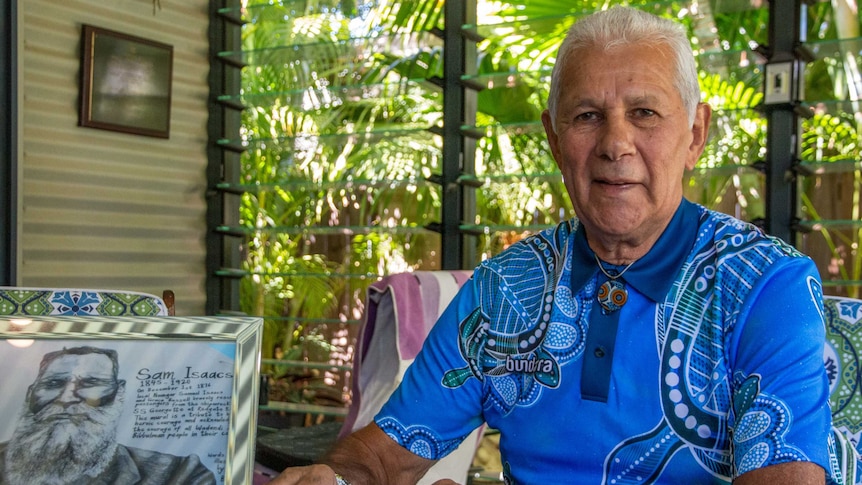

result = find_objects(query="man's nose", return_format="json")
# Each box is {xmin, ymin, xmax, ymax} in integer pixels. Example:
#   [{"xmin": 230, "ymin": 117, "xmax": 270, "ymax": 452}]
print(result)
[
  {"xmin": 595, "ymin": 115, "xmax": 636, "ymax": 161},
  {"xmin": 56, "ymin": 380, "xmax": 83, "ymax": 404}
]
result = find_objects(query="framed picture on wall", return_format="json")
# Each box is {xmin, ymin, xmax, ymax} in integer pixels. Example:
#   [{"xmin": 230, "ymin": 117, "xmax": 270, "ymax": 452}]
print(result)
[
  {"xmin": 0, "ymin": 315, "xmax": 262, "ymax": 485},
  {"xmin": 78, "ymin": 25, "xmax": 173, "ymax": 138}
]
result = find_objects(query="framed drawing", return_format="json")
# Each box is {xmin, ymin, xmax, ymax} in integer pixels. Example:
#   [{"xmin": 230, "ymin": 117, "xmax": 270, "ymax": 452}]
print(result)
[
  {"xmin": 79, "ymin": 25, "xmax": 173, "ymax": 138},
  {"xmin": 0, "ymin": 316, "xmax": 262, "ymax": 485}
]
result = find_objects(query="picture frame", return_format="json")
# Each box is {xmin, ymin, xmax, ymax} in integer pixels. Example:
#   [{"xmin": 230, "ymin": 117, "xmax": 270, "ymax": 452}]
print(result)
[
  {"xmin": 79, "ymin": 25, "xmax": 173, "ymax": 138},
  {"xmin": 0, "ymin": 315, "xmax": 262, "ymax": 485}
]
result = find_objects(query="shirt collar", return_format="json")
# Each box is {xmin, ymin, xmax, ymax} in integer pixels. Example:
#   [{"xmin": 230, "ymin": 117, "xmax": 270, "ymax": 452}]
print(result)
[{"xmin": 570, "ymin": 199, "xmax": 700, "ymax": 302}]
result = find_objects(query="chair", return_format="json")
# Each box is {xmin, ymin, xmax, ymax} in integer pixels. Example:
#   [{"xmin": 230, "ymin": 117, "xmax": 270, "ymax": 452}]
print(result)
[
  {"xmin": 256, "ymin": 270, "xmax": 480, "ymax": 484},
  {"xmin": 824, "ymin": 295, "xmax": 862, "ymax": 484},
  {"xmin": 0, "ymin": 287, "xmax": 174, "ymax": 316}
]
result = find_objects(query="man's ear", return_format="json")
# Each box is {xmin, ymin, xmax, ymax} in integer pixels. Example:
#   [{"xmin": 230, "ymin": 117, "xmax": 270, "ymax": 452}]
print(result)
[
  {"xmin": 25, "ymin": 384, "xmax": 34, "ymax": 405},
  {"xmin": 686, "ymin": 102, "xmax": 712, "ymax": 171},
  {"xmin": 541, "ymin": 109, "xmax": 563, "ymax": 169},
  {"xmin": 116, "ymin": 379, "xmax": 126, "ymax": 401}
]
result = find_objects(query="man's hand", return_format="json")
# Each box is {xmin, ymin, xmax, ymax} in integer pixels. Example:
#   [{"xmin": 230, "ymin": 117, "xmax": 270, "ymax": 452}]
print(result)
[
  {"xmin": 264, "ymin": 466, "xmax": 462, "ymax": 485},
  {"xmin": 263, "ymin": 423, "xmax": 438, "ymax": 484},
  {"xmin": 265, "ymin": 464, "xmax": 339, "ymax": 485},
  {"xmin": 734, "ymin": 462, "xmax": 825, "ymax": 485}
]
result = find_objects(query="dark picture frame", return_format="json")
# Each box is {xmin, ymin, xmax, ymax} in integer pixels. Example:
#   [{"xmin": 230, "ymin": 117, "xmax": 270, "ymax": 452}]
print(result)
[
  {"xmin": 0, "ymin": 316, "xmax": 262, "ymax": 485},
  {"xmin": 79, "ymin": 25, "xmax": 173, "ymax": 138}
]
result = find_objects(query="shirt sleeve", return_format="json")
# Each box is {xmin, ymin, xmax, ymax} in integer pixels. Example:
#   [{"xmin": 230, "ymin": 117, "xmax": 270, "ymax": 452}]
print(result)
[
  {"xmin": 728, "ymin": 256, "xmax": 836, "ymax": 479},
  {"xmin": 374, "ymin": 276, "xmax": 487, "ymax": 460}
]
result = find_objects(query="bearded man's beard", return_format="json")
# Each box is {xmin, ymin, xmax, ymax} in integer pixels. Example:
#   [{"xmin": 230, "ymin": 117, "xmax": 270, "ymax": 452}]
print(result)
[{"xmin": 3, "ymin": 397, "xmax": 124, "ymax": 485}]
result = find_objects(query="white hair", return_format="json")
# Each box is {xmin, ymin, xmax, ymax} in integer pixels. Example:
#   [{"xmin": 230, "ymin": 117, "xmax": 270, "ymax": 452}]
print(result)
[{"xmin": 547, "ymin": 7, "xmax": 700, "ymax": 130}]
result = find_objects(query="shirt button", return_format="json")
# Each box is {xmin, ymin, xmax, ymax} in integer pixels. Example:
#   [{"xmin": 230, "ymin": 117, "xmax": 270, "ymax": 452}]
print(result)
[{"xmin": 594, "ymin": 346, "xmax": 605, "ymax": 358}]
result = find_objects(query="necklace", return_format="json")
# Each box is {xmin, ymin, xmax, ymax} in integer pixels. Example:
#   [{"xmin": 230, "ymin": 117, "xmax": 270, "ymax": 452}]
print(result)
[{"xmin": 594, "ymin": 253, "xmax": 636, "ymax": 314}]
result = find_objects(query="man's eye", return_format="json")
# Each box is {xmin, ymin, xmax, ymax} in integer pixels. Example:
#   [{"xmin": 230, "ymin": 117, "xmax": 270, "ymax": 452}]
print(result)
[
  {"xmin": 79, "ymin": 378, "xmax": 109, "ymax": 388},
  {"xmin": 574, "ymin": 112, "xmax": 599, "ymax": 122},
  {"xmin": 39, "ymin": 379, "xmax": 67, "ymax": 389},
  {"xmin": 634, "ymin": 108, "xmax": 657, "ymax": 117}
]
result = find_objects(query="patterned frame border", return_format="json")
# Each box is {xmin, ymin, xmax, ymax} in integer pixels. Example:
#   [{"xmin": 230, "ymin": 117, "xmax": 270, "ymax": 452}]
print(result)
[{"xmin": 0, "ymin": 315, "xmax": 262, "ymax": 485}]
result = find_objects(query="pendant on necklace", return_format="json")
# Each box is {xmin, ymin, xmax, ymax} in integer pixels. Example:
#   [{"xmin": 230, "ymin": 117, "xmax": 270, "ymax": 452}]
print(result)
[{"xmin": 597, "ymin": 279, "xmax": 627, "ymax": 314}]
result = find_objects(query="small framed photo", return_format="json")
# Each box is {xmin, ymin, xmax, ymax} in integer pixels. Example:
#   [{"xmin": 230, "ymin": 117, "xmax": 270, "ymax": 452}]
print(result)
[
  {"xmin": 79, "ymin": 25, "xmax": 173, "ymax": 138},
  {"xmin": 0, "ymin": 316, "xmax": 262, "ymax": 485}
]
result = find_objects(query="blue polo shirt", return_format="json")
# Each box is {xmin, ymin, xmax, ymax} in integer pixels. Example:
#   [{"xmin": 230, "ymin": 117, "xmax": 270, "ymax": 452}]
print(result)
[{"xmin": 377, "ymin": 200, "xmax": 841, "ymax": 484}]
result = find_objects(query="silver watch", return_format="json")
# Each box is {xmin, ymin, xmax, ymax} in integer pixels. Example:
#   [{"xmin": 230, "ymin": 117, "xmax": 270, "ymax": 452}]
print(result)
[{"xmin": 334, "ymin": 473, "xmax": 351, "ymax": 485}]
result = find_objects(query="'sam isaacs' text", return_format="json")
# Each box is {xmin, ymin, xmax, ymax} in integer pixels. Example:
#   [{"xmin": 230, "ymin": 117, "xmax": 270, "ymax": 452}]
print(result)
[{"xmin": 136, "ymin": 366, "xmax": 234, "ymax": 381}]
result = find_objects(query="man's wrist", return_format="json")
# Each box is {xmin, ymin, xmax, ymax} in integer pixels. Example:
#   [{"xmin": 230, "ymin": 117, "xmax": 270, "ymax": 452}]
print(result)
[{"xmin": 334, "ymin": 472, "xmax": 351, "ymax": 485}]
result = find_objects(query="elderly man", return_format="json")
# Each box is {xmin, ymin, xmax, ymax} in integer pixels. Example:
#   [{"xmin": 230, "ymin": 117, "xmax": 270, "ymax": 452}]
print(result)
[
  {"xmin": 268, "ymin": 7, "xmax": 842, "ymax": 485},
  {"xmin": 1, "ymin": 346, "xmax": 215, "ymax": 485}
]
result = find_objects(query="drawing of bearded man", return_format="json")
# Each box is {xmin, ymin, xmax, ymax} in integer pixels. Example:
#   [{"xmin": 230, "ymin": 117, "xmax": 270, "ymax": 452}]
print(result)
[{"xmin": 0, "ymin": 346, "xmax": 215, "ymax": 485}]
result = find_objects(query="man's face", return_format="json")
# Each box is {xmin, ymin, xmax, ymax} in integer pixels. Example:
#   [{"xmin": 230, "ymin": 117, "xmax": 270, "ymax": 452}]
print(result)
[
  {"xmin": 29, "ymin": 353, "xmax": 120, "ymax": 415},
  {"xmin": 542, "ymin": 43, "xmax": 710, "ymax": 254},
  {"xmin": 4, "ymin": 352, "xmax": 125, "ymax": 484}
]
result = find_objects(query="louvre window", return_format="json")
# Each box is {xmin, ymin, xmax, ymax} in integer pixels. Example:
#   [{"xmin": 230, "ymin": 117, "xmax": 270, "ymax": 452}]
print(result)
[{"xmin": 209, "ymin": 0, "xmax": 862, "ymax": 421}]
